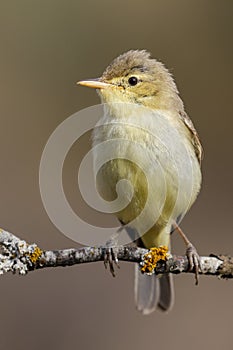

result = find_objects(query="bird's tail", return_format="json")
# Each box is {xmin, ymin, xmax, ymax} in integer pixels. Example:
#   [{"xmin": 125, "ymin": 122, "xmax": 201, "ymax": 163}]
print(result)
[{"xmin": 134, "ymin": 264, "xmax": 174, "ymax": 314}]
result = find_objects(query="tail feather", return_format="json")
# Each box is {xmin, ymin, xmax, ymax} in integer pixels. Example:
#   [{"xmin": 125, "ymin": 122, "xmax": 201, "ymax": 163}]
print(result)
[
  {"xmin": 134, "ymin": 265, "xmax": 174, "ymax": 314},
  {"xmin": 158, "ymin": 273, "xmax": 174, "ymax": 312},
  {"xmin": 134, "ymin": 264, "xmax": 160, "ymax": 314}
]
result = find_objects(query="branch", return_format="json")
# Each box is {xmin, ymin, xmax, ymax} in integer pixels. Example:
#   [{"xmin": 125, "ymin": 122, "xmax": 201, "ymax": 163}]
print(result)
[{"xmin": 0, "ymin": 228, "xmax": 232, "ymax": 279}]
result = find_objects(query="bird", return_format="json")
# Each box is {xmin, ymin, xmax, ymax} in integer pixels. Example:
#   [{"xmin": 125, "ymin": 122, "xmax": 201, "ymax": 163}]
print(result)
[{"xmin": 77, "ymin": 50, "xmax": 203, "ymax": 314}]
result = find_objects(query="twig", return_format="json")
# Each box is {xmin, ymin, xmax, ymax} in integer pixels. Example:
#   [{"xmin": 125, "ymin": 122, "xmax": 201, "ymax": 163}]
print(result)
[{"xmin": 0, "ymin": 228, "xmax": 232, "ymax": 278}]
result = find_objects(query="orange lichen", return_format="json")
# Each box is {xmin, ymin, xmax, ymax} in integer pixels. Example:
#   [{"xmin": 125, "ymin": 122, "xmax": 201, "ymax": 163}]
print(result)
[
  {"xmin": 28, "ymin": 246, "xmax": 43, "ymax": 263},
  {"xmin": 141, "ymin": 246, "xmax": 168, "ymax": 274}
]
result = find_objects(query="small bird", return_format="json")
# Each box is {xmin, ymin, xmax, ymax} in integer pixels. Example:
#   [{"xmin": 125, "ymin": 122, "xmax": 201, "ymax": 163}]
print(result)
[{"xmin": 78, "ymin": 50, "xmax": 202, "ymax": 314}]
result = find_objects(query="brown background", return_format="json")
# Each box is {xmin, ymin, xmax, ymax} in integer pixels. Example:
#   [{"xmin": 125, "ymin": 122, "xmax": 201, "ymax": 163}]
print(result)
[{"xmin": 0, "ymin": 1, "xmax": 232, "ymax": 349}]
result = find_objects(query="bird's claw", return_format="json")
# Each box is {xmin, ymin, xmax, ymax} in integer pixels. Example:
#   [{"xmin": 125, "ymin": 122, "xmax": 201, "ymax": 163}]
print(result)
[
  {"xmin": 186, "ymin": 243, "xmax": 201, "ymax": 285},
  {"xmin": 103, "ymin": 247, "xmax": 120, "ymax": 277}
]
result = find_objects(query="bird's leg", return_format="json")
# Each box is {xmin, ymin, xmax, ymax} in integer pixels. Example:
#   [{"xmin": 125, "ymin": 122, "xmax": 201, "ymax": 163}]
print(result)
[
  {"xmin": 102, "ymin": 230, "xmax": 121, "ymax": 277},
  {"xmin": 173, "ymin": 223, "xmax": 201, "ymax": 285}
]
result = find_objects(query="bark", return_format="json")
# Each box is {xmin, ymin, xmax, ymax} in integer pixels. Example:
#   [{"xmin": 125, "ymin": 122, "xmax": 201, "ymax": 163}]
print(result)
[{"xmin": 0, "ymin": 228, "xmax": 232, "ymax": 279}]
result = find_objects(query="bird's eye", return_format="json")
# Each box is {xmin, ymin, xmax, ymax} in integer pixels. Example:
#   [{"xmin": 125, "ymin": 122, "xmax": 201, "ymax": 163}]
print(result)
[{"xmin": 128, "ymin": 76, "xmax": 138, "ymax": 86}]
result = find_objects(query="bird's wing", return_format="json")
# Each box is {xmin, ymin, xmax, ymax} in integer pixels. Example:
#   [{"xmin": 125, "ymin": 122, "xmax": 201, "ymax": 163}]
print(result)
[{"xmin": 179, "ymin": 111, "xmax": 203, "ymax": 164}]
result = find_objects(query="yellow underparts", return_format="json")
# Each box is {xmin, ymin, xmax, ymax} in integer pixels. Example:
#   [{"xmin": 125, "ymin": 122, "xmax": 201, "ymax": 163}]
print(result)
[{"xmin": 141, "ymin": 246, "xmax": 168, "ymax": 274}]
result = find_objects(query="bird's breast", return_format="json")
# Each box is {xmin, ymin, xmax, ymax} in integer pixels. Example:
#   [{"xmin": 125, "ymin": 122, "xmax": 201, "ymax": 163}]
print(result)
[{"xmin": 92, "ymin": 106, "xmax": 201, "ymax": 241}]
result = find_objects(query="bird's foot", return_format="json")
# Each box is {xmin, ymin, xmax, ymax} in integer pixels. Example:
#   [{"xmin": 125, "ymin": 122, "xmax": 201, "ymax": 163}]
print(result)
[
  {"xmin": 173, "ymin": 222, "xmax": 201, "ymax": 285},
  {"xmin": 186, "ymin": 242, "xmax": 201, "ymax": 285},
  {"xmin": 103, "ymin": 247, "xmax": 120, "ymax": 277}
]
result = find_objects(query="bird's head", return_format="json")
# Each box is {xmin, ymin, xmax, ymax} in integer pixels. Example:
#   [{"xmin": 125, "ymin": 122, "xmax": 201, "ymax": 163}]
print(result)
[{"xmin": 78, "ymin": 50, "xmax": 183, "ymax": 111}]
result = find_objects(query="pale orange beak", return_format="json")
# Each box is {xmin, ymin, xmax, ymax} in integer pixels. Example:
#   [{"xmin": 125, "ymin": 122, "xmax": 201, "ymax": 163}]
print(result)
[{"xmin": 77, "ymin": 78, "xmax": 111, "ymax": 89}]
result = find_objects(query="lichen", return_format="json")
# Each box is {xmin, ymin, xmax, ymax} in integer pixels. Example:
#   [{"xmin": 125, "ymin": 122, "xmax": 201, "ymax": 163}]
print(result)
[
  {"xmin": 27, "ymin": 246, "xmax": 43, "ymax": 263},
  {"xmin": 141, "ymin": 246, "xmax": 169, "ymax": 274},
  {"xmin": 0, "ymin": 233, "xmax": 43, "ymax": 275}
]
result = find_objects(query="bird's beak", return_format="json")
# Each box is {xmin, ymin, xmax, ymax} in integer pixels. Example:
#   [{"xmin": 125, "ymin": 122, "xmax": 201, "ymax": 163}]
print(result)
[{"xmin": 77, "ymin": 78, "xmax": 111, "ymax": 89}]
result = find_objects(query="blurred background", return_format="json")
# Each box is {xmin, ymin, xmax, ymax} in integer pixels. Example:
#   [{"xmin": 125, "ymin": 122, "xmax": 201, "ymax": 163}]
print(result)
[{"xmin": 0, "ymin": 1, "xmax": 232, "ymax": 349}]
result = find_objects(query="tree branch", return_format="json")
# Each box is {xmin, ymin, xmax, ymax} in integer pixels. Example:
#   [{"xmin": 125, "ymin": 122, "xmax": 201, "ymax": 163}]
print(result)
[{"xmin": 0, "ymin": 228, "xmax": 232, "ymax": 278}]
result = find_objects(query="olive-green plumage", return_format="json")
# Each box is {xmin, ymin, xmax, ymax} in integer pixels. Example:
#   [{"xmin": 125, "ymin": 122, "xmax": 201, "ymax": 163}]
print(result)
[{"xmin": 78, "ymin": 50, "xmax": 202, "ymax": 313}]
